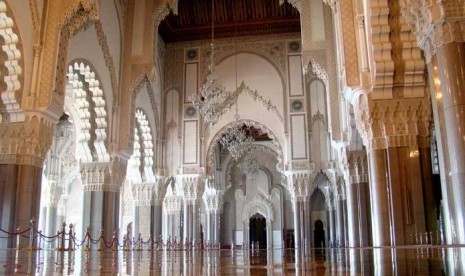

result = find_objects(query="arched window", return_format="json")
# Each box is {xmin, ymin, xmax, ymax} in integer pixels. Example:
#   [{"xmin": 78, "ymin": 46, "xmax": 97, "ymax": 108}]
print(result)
[
  {"xmin": 0, "ymin": 1, "xmax": 23, "ymax": 123},
  {"xmin": 66, "ymin": 61, "xmax": 109, "ymax": 163},
  {"xmin": 309, "ymin": 79, "xmax": 327, "ymax": 128},
  {"xmin": 128, "ymin": 109, "xmax": 155, "ymax": 184},
  {"xmin": 135, "ymin": 109, "xmax": 155, "ymax": 182}
]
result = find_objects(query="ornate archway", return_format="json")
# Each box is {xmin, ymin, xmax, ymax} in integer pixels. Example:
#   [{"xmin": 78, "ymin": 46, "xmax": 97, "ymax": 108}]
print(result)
[
  {"xmin": 206, "ymin": 119, "xmax": 284, "ymax": 174},
  {"xmin": 240, "ymin": 194, "xmax": 274, "ymax": 249}
]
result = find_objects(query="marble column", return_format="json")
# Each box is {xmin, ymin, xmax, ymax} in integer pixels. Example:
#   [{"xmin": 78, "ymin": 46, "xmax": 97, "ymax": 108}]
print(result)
[
  {"xmin": 293, "ymin": 200, "xmax": 301, "ymax": 249},
  {"xmin": 358, "ymin": 182, "xmax": 371, "ymax": 247},
  {"xmin": 303, "ymin": 198, "xmax": 310, "ymax": 248},
  {"xmin": 152, "ymin": 203, "xmax": 163, "ymax": 240},
  {"xmin": 103, "ymin": 191, "xmax": 120, "ymax": 243},
  {"xmin": 335, "ymin": 196, "xmax": 346, "ymax": 247},
  {"xmin": 183, "ymin": 203, "xmax": 190, "ymax": 243},
  {"xmin": 0, "ymin": 164, "xmax": 43, "ymax": 248},
  {"xmin": 346, "ymin": 182, "xmax": 360, "ymax": 247},
  {"xmin": 343, "ymin": 198, "xmax": 349, "ymax": 247},
  {"xmin": 266, "ymin": 221, "xmax": 272, "ymax": 249},
  {"xmin": 368, "ymin": 149, "xmax": 391, "ymax": 246},
  {"xmin": 328, "ymin": 208, "xmax": 336, "ymax": 246},
  {"xmin": 434, "ymin": 42, "xmax": 465, "ymax": 244}
]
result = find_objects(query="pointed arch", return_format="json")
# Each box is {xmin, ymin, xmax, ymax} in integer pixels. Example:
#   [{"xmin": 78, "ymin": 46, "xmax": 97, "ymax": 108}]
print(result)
[
  {"xmin": 66, "ymin": 59, "xmax": 109, "ymax": 163},
  {"xmin": 0, "ymin": 0, "xmax": 24, "ymax": 123}
]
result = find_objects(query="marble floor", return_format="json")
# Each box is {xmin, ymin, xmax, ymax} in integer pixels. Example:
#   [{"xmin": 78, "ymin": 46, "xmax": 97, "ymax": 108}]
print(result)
[{"xmin": 0, "ymin": 247, "xmax": 463, "ymax": 275}]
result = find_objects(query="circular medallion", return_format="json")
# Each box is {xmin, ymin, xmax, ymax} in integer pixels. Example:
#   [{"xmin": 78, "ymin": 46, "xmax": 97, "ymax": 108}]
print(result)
[
  {"xmin": 185, "ymin": 106, "xmax": 196, "ymax": 117},
  {"xmin": 289, "ymin": 41, "xmax": 300, "ymax": 52},
  {"xmin": 187, "ymin": 49, "xmax": 198, "ymax": 60},
  {"xmin": 291, "ymin": 100, "xmax": 303, "ymax": 111}
]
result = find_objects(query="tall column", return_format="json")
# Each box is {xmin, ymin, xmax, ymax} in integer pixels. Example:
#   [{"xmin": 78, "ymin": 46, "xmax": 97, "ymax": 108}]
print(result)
[
  {"xmin": 344, "ymin": 151, "xmax": 370, "ymax": 247},
  {"xmin": 435, "ymin": 43, "xmax": 465, "ymax": 243},
  {"xmin": 286, "ymin": 170, "xmax": 313, "ymax": 249},
  {"xmin": 401, "ymin": 0, "xmax": 465, "ymax": 246},
  {"xmin": 152, "ymin": 202, "xmax": 163, "ymax": 239},
  {"xmin": 180, "ymin": 174, "xmax": 204, "ymax": 244},
  {"xmin": 346, "ymin": 182, "xmax": 359, "ymax": 247},
  {"xmin": 203, "ymin": 188, "xmax": 223, "ymax": 244},
  {"xmin": 335, "ymin": 194, "xmax": 346, "ymax": 247},
  {"xmin": 0, "ymin": 113, "xmax": 55, "ymax": 248},
  {"xmin": 358, "ymin": 181, "xmax": 371, "ymax": 247},
  {"xmin": 80, "ymin": 161, "xmax": 122, "ymax": 246},
  {"xmin": 342, "ymin": 198, "xmax": 349, "ymax": 247},
  {"xmin": 368, "ymin": 149, "xmax": 391, "ymax": 247},
  {"xmin": 293, "ymin": 200, "xmax": 301, "ymax": 248},
  {"xmin": 328, "ymin": 206, "xmax": 336, "ymax": 246}
]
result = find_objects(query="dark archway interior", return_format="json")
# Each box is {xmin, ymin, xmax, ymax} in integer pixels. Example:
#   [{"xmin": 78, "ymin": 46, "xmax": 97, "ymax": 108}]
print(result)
[
  {"xmin": 314, "ymin": 219, "xmax": 325, "ymax": 248},
  {"xmin": 249, "ymin": 213, "xmax": 266, "ymax": 249}
]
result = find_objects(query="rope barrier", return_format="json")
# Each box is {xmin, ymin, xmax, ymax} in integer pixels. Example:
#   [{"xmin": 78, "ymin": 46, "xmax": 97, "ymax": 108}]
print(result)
[{"xmin": 0, "ymin": 218, "xmax": 227, "ymax": 252}]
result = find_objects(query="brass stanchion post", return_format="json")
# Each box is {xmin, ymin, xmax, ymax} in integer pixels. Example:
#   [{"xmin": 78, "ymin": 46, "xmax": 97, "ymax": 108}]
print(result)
[
  {"xmin": 98, "ymin": 229, "xmax": 104, "ymax": 251},
  {"xmin": 68, "ymin": 224, "xmax": 74, "ymax": 251},
  {"xmin": 15, "ymin": 227, "xmax": 21, "ymax": 250},
  {"xmin": 85, "ymin": 227, "xmax": 91, "ymax": 251}
]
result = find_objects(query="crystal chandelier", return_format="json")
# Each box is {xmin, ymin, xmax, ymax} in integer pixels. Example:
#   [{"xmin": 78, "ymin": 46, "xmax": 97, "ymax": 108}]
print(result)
[
  {"xmin": 219, "ymin": 126, "xmax": 254, "ymax": 160},
  {"xmin": 220, "ymin": 126, "xmax": 260, "ymax": 178},
  {"xmin": 189, "ymin": 0, "xmax": 246, "ymax": 126},
  {"xmin": 237, "ymin": 146, "xmax": 260, "ymax": 179}
]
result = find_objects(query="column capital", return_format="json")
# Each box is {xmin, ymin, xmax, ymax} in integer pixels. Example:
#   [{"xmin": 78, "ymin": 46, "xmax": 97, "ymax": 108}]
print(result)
[
  {"xmin": 178, "ymin": 173, "xmax": 205, "ymax": 202},
  {"xmin": 0, "ymin": 112, "xmax": 57, "ymax": 167},
  {"xmin": 401, "ymin": 0, "xmax": 465, "ymax": 62},
  {"xmin": 285, "ymin": 169, "xmax": 316, "ymax": 200},
  {"xmin": 41, "ymin": 181, "xmax": 63, "ymax": 208},
  {"xmin": 322, "ymin": 0, "xmax": 338, "ymax": 13},
  {"xmin": 80, "ymin": 162, "xmax": 118, "ymax": 192},
  {"xmin": 203, "ymin": 184, "xmax": 224, "ymax": 213},
  {"xmin": 163, "ymin": 195, "xmax": 182, "ymax": 215},
  {"xmin": 354, "ymin": 97, "xmax": 432, "ymax": 152},
  {"xmin": 132, "ymin": 176, "xmax": 166, "ymax": 206},
  {"xmin": 340, "ymin": 150, "xmax": 369, "ymax": 185}
]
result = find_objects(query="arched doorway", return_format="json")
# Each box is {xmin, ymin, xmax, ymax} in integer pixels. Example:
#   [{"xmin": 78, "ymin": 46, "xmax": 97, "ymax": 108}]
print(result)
[
  {"xmin": 249, "ymin": 213, "xmax": 267, "ymax": 249},
  {"xmin": 314, "ymin": 220, "xmax": 325, "ymax": 248}
]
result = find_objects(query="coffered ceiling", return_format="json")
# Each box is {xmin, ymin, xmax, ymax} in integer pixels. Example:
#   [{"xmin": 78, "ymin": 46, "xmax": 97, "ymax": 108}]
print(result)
[{"xmin": 158, "ymin": 0, "xmax": 301, "ymax": 43}]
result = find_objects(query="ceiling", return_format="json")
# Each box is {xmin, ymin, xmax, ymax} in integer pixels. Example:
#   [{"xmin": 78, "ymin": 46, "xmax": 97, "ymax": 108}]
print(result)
[
  {"xmin": 158, "ymin": 0, "xmax": 301, "ymax": 43},
  {"xmin": 242, "ymin": 125, "xmax": 271, "ymax": 141}
]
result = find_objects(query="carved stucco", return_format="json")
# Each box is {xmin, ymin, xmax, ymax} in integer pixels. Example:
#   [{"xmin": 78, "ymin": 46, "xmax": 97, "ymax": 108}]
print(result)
[
  {"xmin": 0, "ymin": 0, "xmax": 25, "ymax": 123},
  {"xmin": 0, "ymin": 114, "xmax": 54, "ymax": 166},
  {"xmin": 38, "ymin": 0, "xmax": 98, "ymax": 110},
  {"xmin": 354, "ymin": 96, "xmax": 432, "ymax": 152},
  {"xmin": 241, "ymin": 194, "xmax": 275, "ymax": 223},
  {"xmin": 129, "ymin": 75, "xmax": 161, "ymax": 147},
  {"xmin": 200, "ymin": 40, "xmax": 288, "ymax": 81},
  {"xmin": 401, "ymin": 0, "xmax": 465, "ymax": 62}
]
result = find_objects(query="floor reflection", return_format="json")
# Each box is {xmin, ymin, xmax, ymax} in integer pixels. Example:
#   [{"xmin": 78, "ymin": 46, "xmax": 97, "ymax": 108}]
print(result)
[{"xmin": 0, "ymin": 247, "xmax": 463, "ymax": 275}]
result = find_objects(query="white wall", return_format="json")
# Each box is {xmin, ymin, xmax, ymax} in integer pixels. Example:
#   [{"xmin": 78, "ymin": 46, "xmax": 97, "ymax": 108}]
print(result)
[{"xmin": 206, "ymin": 53, "xmax": 286, "ymax": 157}]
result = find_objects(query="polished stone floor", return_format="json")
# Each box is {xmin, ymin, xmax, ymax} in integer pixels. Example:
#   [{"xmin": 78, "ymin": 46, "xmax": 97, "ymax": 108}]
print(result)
[{"xmin": 0, "ymin": 247, "xmax": 463, "ymax": 275}]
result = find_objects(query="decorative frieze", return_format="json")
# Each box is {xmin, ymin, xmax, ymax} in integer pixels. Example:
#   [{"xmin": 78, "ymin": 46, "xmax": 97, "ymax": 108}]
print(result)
[
  {"xmin": 285, "ymin": 170, "xmax": 316, "ymax": 200},
  {"xmin": 178, "ymin": 174, "xmax": 205, "ymax": 202},
  {"xmin": 354, "ymin": 97, "xmax": 432, "ymax": 151},
  {"xmin": 203, "ymin": 185, "xmax": 224, "ymax": 214},
  {"xmin": 0, "ymin": 113, "xmax": 55, "ymax": 166},
  {"xmin": 80, "ymin": 161, "xmax": 120, "ymax": 192},
  {"xmin": 241, "ymin": 194, "xmax": 275, "ymax": 223},
  {"xmin": 132, "ymin": 176, "xmax": 166, "ymax": 206},
  {"xmin": 401, "ymin": 0, "xmax": 465, "ymax": 62}
]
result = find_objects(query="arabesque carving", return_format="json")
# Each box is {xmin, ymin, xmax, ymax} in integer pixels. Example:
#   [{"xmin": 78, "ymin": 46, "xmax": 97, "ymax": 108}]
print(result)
[
  {"xmin": 241, "ymin": 194, "xmax": 275, "ymax": 223},
  {"xmin": 0, "ymin": 1, "xmax": 24, "ymax": 123},
  {"xmin": 401, "ymin": 0, "xmax": 465, "ymax": 62},
  {"xmin": 354, "ymin": 97, "xmax": 432, "ymax": 151},
  {"xmin": 0, "ymin": 114, "xmax": 54, "ymax": 166}
]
